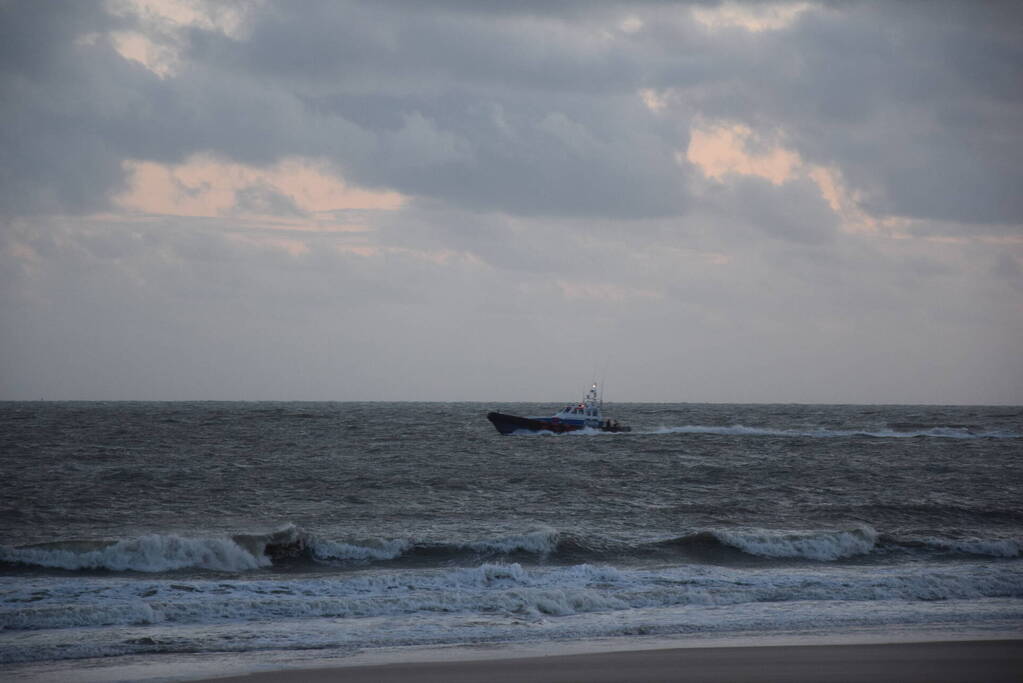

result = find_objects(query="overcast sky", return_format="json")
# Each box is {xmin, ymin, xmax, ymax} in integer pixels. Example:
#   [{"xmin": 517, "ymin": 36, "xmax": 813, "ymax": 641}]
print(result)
[{"xmin": 1, "ymin": 0, "xmax": 1021, "ymax": 403}]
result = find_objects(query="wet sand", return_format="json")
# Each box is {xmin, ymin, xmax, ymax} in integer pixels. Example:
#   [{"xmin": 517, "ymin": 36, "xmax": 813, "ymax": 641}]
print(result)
[{"xmin": 206, "ymin": 639, "xmax": 1023, "ymax": 682}]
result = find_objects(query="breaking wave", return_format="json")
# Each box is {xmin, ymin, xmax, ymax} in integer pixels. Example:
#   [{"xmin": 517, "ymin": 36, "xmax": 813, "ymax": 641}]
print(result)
[
  {"xmin": 0, "ymin": 535, "xmax": 270, "ymax": 573},
  {"xmin": 310, "ymin": 538, "xmax": 411, "ymax": 562},
  {"xmin": 707, "ymin": 525, "xmax": 878, "ymax": 561},
  {"xmin": 2, "ymin": 524, "xmax": 1018, "ymax": 574},
  {"xmin": 0, "ymin": 526, "xmax": 571, "ymax": 574}
]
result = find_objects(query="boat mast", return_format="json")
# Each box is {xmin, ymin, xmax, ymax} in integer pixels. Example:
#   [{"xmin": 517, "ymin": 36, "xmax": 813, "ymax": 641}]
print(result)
[{"xmin": 598, "ymin": 356, "xmax": 609, "ymax": 414}]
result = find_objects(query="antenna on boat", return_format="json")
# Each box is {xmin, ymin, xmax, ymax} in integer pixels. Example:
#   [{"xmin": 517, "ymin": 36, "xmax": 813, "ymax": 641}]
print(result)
[{"xmin": 599, "ymin": 357, "xmax": 610, "ymax": 412}]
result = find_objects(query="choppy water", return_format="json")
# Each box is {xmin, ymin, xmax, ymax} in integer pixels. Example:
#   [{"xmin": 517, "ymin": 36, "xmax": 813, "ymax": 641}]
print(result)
[{"xmin": 1, "ymin": 402, "xmax": 1021, "ymax": 680}]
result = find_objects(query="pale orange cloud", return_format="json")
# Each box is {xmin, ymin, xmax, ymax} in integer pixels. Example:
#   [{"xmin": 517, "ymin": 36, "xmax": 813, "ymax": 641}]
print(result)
[
  {"xmin": 114, "ymin": 155, "xmax": 405, "ymax": 230},
  {"xmin": 639, "ymin": 88, "xmax": 669, "ymax": 114},
  {"xmin": 105, "ymin": 0, "xmax": 252, "ymax": 77},
  {"xmin": 110, "ymin": 31, "xmax": 178, "ymax": 78},
  {"xmin": 686, "ymin": 124, "xmax": 800, "ymax": 186},
  {"xmin": 620, "ymin": 16, "xmax": 644, "ymax": 34},
  {"xmin": 684, "ymin": 121, "xmax": 919, "ymax": 236},
  {"xmin": 107, "ymin": 0, "xmax": 248, "ymax": 37},
  {"xmin": 692, "ymin": 2, "xmax": 813, "ymax": 33}
]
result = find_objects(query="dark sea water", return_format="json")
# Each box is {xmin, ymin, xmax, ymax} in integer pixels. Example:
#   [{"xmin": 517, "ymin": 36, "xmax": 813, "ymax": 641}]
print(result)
[{"xmin": 1, "ymin": 402, "xmax": 1021, "ymax": 680}]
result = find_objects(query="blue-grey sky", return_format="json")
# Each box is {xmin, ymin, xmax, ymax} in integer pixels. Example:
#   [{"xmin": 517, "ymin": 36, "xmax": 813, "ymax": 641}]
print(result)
[{"xmin": 1, "ymin": 0, "xmax": 1021, "ymax": 403}]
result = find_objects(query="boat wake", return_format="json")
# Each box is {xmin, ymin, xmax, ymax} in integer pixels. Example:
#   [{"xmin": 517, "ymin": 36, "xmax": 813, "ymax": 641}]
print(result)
[
  {"xmin": 509, "ymin": 423, "xmax": 1020, "ymax": 439},
  {"xmin": 647, "ymin": 424, "xmax": 1021, "ymax": 439}
]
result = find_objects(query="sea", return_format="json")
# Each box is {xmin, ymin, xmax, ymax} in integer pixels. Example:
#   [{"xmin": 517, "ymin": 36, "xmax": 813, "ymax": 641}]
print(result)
[{"xmin": 1, "ymin": 401, "xmax": 1021, "ymax": 681}]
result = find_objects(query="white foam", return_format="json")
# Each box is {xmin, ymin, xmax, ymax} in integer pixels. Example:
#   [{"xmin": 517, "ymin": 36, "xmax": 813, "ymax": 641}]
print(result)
[
  {"xmin": 4, "ymin": 559, "xmax": 1021, "ymax": 635},
  {"xmin": 467, "ymin": 528, "xmax": 561, "ymax": 555},
  {"xmin": 4, "ymin": 561, "xmax": 1023, "ymax": 667},
  {"xmin": 1, "ymin": 601, "xmax": 160, "ymax": 631},
  {"xmin": 713, "ymin": 525, "xmax": 878, "ymax": 561},
  {"xmin": 311, "ymin": 538, "xmax": 411, "ymax": 562},
  {"xmin": 446, "ymin": 562, "xmax": 532, "ymax": 586},
  {"xmin": 650, "ymin": 425, "xmax": 1021, "ymax": 439}
]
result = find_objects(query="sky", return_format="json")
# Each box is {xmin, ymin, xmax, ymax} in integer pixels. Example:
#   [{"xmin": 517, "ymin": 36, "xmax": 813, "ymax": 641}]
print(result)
[{"xmin": 1, "ymin": 0, "xmax": 1021, "ymax": 403}]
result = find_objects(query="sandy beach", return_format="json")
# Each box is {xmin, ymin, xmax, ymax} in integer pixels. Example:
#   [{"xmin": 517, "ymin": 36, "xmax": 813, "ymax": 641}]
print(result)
[{"xmin": 206, "ymin": 639, "xmax": 1023, "ymax": 683}]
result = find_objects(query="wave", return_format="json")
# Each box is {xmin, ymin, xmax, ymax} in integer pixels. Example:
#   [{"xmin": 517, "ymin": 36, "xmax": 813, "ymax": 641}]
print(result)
[
  {"xmin": 310, "ymin": 537, "xmax": 411, "ymax": 562},
  {"xmin": 667, "ymin": 527, "xmax": 1021, "ymax": 561},
  {"xmin": 705, "ymin": 525, "xmax": 878, "ymax": 561},
  {"xmin": 0, "ymin": 526, "xmax": 569, "ymax": 574},
  {"xmin": 899, "ymin": 536, "xmax": 1021, "ymax": 559},
  {"xmin": 2, "ymin": 524, "xmax": 1018, "ymax": 574},
  {"xmin": 3, "ymin": 560, "xmax": 1022, "ymax": 636},
  {"xmin": 0, "ymin": 535, "xmax": 270, "ymax": 573},
  {"xmin": 649, "ymin": 424, "xmax": 1021, "ymax": 439}
]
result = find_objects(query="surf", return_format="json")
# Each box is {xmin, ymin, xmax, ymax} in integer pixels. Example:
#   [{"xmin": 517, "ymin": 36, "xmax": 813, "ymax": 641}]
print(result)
[{"xmin": 3, "ymin": 524, "xmax": 1018, "ymax": 574}]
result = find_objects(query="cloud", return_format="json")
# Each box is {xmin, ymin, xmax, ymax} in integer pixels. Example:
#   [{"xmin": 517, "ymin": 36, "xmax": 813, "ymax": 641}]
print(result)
[
  {"xmin": 4, "ymin": 1, "xmax": 1022, "ymax": 229},
  {"xmin": 713, "ymin": 175, "xmax": 840, "ymax": 244},
  {"xmin": 114, "ymin": 155, "xmax": 404, "ymax": 232},
  {"xmin": 745, "ymin": 4, "xmax": 1021, "ymax": 225},
  {"xmin": 692, "ymin": 1, "xmax": 813, "ymax": 33},
  {"xmin": 687, "ymin": 123, "xmax": 801, "ymax": 185},
  {"xmin": 1, "ymin": 0, "xmax": 695, "ymax": 219},
  {"xmin": 0, "ymin": 0, "xmax": 1020, "ymax": 402}
]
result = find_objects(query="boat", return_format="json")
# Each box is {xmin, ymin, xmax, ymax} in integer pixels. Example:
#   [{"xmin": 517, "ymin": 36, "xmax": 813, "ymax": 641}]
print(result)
[{"xmin": 487, "ymin": 384, "xmax": 631, "ymax": 435}]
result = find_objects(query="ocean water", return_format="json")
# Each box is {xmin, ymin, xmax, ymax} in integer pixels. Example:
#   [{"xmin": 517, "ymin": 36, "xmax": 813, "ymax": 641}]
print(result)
[{"xmin": 1, "ymin": 401, "xmax": 1021, "ymax": 680}]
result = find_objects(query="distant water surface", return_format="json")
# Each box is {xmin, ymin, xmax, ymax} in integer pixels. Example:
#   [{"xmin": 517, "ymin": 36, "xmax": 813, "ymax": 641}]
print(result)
[{"xmin": 1, "ymin": 402, "xmax": 1021, "ymax": 679}]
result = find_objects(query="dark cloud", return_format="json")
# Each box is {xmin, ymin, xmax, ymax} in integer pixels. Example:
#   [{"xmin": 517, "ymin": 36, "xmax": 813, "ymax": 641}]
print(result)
[
  {"xmin": 673, "ymin": 2, "xmax": 1023, "ymax": 225},
  {"xmin": 186, "ymin": 1, "xmax": 690, "ymax": 217},
  {"xmin": 0, "ymin": 1, "xmax": 129, "ymax": 214},
  {"xmin": 4, "ymin": 1, "xmax": 1020, "ymax": 225},
  {"xmin": 233, "ymin": 184, "xmax": 305, "ymax": 217},
  {"xmin": 705, "ymin": 175, "xmax": 840, "ymax": 244},
  {"xmin": 0, "ymin": 0, "xmax": 694, "ymax": 218}
]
